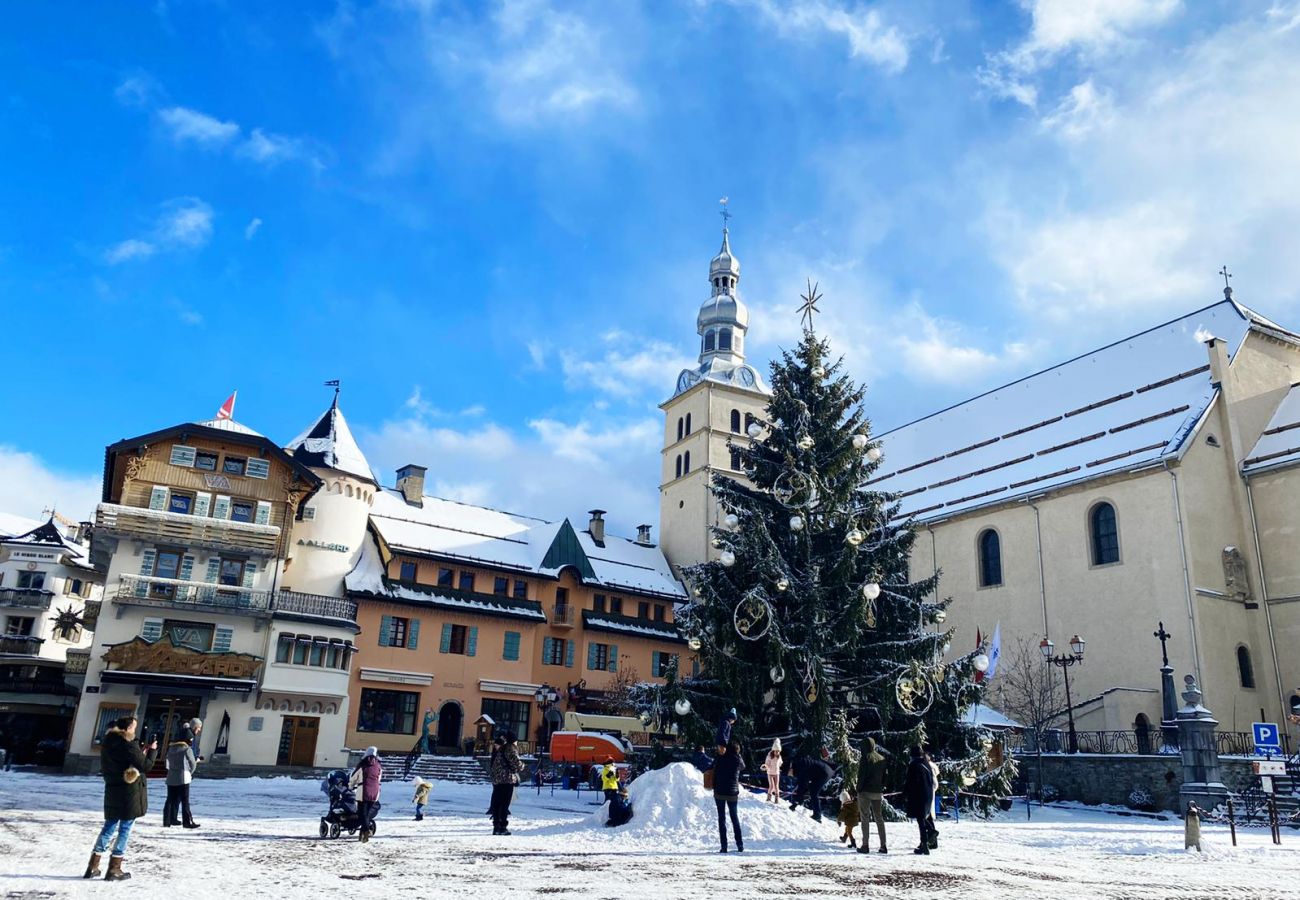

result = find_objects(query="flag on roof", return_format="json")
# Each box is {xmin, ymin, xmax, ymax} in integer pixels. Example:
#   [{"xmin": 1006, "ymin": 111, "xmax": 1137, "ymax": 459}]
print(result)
[{"xmin": 216, "ymin": 391, "xmax": 237, "ymax": 421}]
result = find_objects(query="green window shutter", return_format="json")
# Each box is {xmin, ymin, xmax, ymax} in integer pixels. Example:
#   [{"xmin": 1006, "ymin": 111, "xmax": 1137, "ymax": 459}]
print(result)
[
  {"xmin": 212, "ymin": 495, "xmax": 231, "ymax": 519},
  {"xmin": 148, "ymin": 486, "xmax": 169, "ymax": 511},
  {"xmin": 565, "ymin": 639, "xmax": 575, "ymax": 668},
  {"xmin": 439, "ymin": 623, "xmax": 453, "ymax": 654},
  {"xmin": 246, "ymin": 458, "xmax": 270, "ymax": 479},
  {"xmin": 204, "ymin": 558, "xmax": 220, "ymax": 583},
  {"xmin": 652, "ymin": 651, "xmax": 661, "ymax": 676},
  {"xmin": 608, "ymin": 644, "xmax": 618, "ymax": 672},
  {"xmin": 169, "ymin": 445, "xmax": 196, "ymax": 467},
  {"xmin": 504, "ymin": 631, "xmax": 520, "ymax": 661},
  {"xmin": 241, "ymin": 561, "xmax": 257, "ymax": 589},
  {"xmin": 587, "ymin": 642, "xmax": 598, "ymax": 670},
  {"xmin": 408, "ymin": 618, "xmax": 420, "ymax": 650},
  {"xmin": 466, "ymin": 626, "xmax": 478, "ymax": 657},
  {"xmin": 254, "ymin": 501, "xmax": 272, "ymax": 525},
  {"xmin": 213, "ymin": 626, "xmax": 233, "ymax": 653},
  {"xmin": 542, "ymin": 636, "xmax": 553, "ymax": 664},
  {"xmin": 179, "ymin": 555, "xmax": 195, "ymax": 582},
  {"xmin": 671, "ymin": 654, "xmax": 680, "ymax": 674},
  {"xmin": 378, "ymin": 615, "xmax": 392, "ymax": 647},
  {"xmin": 194, "ymin": 492, "xmax": 211, "ymax": 518},
  {"xmin": 137, "ymin": 549, "xmax": 156, "ymax": 597},
  {"xmin": 141, "ymin": 618, "xmax": 163, "ymax": 642}
]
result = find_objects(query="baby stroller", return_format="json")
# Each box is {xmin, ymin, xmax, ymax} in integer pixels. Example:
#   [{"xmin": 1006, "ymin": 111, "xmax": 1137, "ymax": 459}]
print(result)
[{"xmin": 319, "ymin": 769, "xmax": 381, "ymax": 839}]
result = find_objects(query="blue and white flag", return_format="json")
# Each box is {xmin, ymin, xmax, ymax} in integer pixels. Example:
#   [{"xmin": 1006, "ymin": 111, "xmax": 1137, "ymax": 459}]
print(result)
[{"xmin": 986, "ymin": 623, "xmax": 1003, "ymax": 680}]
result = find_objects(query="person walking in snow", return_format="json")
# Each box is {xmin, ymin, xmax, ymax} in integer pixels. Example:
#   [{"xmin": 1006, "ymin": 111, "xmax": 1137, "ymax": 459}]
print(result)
[
  {"xmin": 600, "ymin": 756, "xmax": 621, "ymax": 805},
  {"xmin": 488, "ymin": 731, "xmax": 525, "ymax": 835},
  {"xmin": 163, "ymin": 726, "xmax": 199, "ymax": 828},
  {"xmin": 761, "ymin": 739, "xmax": 783, "ymax": 803},
  {"xmin": 85, "ymin": 715, "xmax": 158, "ymax": 881},
  {"xmin": 715, "ymin": 708, "xmax": 738, "ymax": 747},
  {"xmin": 351, "ymin": 746, "xmax": 382, "ymax": 843},
  {"xmin": 837, "ymin": 786, "xmax": 861, "ymax": 848},
  {"xmin": 788, "ymin": 747, "xmax": 834, "ymax": 823},
  {"xmin": 712, "ymin": 739, "xmax": 745, "ymax": 853},
  {"xmin": 923, "ymin": 749, "xmax": 940, "ymax": 851},
  {"xmin": 855, "ymin": 736, "xmax": 888, "ymax": 854},
  {"xmin": 902, "ymin": 745, "xmax": 935, "ymax": 855},
  {"xmin": 412, "ymin": 777, "xmax": 431, "ymax": 821}
]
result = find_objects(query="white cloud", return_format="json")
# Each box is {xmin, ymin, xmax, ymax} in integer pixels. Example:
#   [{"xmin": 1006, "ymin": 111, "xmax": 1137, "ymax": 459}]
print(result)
[
  {"xmin": 526, "ymin": 340, "xmax": 548, "ymax": 369},
  {"xmin": 892, "ymin": 303, "xmax": 1037, "ymax": 384},
  {"xmin": 114, "ymin": 75, "xmax": 159, "ymax": 108},
  {"xmin": 159, "ymin": 106, "xmax": 240, "ymax": 145},
  {"xmin": 244, "ymin": 217, "xmax": 263, "ymax": 239},
  {"xmin": 559, "ymin": 331, "xmax": 695, "ymax": 399},
  {"xmin": 1040, "ymin": 79, "xmax": 1114, "ymax": 140},
  {"xmin": 238, "ymin": 128, "xmax": 317, "ymax": 167},
  {"xmin": 744, "ymin": 0, "xmax": 910, "ymax": 73},
  {"xmin": 104, "ymin": 197, "xmax": 213, "ymax": 265},
  {"xmin": 0, "ymin": 446, "xmax": 102, "ymax": 523}
]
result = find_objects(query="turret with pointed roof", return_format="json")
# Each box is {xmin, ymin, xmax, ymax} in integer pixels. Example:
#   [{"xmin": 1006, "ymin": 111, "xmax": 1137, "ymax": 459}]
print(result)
[{"xmin": 285, "ymin": 398, "xmax": 376, "ymax": 485}]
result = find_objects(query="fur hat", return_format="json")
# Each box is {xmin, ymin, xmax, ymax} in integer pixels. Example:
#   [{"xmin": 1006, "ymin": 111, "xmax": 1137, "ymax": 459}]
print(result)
[
  {"xmin": 839, "ymin": 789, "xmax": 852, "ymax": 803},
  {"xmin": 365, "ymin": 746, "xmax": 378, "ymax": 758}
]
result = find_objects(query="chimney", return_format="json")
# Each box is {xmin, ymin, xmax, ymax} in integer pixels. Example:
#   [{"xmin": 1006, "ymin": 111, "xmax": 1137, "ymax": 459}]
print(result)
[
  {"xmin": 588, "ymin": 509, "xmax": 607, "ymax": 546},
  {"xmin": 635, "ymin": 524, "xmax": 653, "ymax": 545},
  {"xmin": 396, "ymin": 464, "xmax": 427, "ymax": 507},
  {"xmin": 1205, "ymin": 336, "xmax": 1230, "ymax": 390}
]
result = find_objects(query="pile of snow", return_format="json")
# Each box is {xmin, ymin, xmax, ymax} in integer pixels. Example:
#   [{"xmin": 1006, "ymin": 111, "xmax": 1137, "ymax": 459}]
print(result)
[{"xmin": 543, "ymin": 762, "xmax": 835, "ymax": 848}]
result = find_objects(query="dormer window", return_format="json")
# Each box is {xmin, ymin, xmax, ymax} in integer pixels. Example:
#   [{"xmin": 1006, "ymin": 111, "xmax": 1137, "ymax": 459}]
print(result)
[
  {"xmin": 704, "ymin": 330, "xmax": 716, "ymax": 352},
  {"xmin": 719, "ymin": 329, "xmax": 732, "ymax": 351}
]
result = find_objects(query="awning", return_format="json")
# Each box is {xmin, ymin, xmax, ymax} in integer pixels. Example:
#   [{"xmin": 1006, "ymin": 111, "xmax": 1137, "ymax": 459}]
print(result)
[{"xmin": 100, "ymin": 669, "xmax": 257, "ymax": 694}]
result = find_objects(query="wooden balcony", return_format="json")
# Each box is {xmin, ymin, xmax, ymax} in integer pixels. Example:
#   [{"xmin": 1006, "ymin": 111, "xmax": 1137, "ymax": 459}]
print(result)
[
  {"xmin": 0, "ymin": 635, "xmax": 45, "ymax": 656},
  {"xmin": 95, "ymin": 502, "xmax": 280, "ymax": 556},
  {"xmin": 0, "ymin": 588, "xmax": 53, "ymax": 610}
]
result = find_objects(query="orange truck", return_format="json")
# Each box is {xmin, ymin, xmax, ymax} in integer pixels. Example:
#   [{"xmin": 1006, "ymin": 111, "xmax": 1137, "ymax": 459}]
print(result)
[{"xmin": 547, "ymin": 731, "xmax": 629, "ymax": 764}]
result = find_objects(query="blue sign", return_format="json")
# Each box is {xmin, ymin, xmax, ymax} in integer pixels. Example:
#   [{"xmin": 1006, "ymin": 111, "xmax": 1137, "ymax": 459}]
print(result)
[{"xmin": 1253, "ymin": 722, "xmax": 1281, "ymax": 755}]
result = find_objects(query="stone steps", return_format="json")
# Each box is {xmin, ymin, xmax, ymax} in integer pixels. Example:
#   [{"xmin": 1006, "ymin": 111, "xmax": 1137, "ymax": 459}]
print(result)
[{"xmin": 379, "ymin": 753, "xmax": 488, "ymax": 784}]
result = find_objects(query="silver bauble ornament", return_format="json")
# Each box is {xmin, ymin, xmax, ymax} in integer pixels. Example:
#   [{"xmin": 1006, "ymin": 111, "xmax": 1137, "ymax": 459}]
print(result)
[
  {"xmin": 770, "ymin": 665, "xmax": 785, "ymax": 683},
  {"xmin": 862, "ymin": 582, "xmax": 881, "ymax": 600},
  {"xmin": 747, "ymin": 422, "xmax": 762, "ymax": 439},
  {"xmin": 866, "ymin": 447, "xmax": 882, "ymax": 463},
  {"xmin": 973, "ymin": 653, "xmax": 990, "ymax": 673},
  {"xmin": 719, "ymin": 550, "xmax": 736, "ymax": 567},
  {"xmin": 789, "ymin": 515, "xmax": 804, "ymax": 532},
  {"xmin": 674, "ymin": 699, "xmax": 692, "ymax": 716},
  {"xmin": 852, "ymin": 433, "xmax": 868, "ymax": 450},
  {"xmin": 723, "ymin": 513, "xmax": 739, "ymax": 530}
]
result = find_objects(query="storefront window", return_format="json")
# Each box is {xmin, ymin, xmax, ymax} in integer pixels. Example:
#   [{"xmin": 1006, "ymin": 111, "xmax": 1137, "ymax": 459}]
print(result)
[{"xmin": 357, "ymin": 688, "xmax": 418, "ymax": 734}]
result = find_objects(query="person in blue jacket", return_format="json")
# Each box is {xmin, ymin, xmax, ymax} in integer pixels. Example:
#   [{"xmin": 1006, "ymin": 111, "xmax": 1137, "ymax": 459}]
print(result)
[
  {"xmin": 714, "ymin": 709, "xmax": 737, "ymax": 747},
  {"xmin": 788, "ymin": 747, "xmax": 835, "ymax": 823}
]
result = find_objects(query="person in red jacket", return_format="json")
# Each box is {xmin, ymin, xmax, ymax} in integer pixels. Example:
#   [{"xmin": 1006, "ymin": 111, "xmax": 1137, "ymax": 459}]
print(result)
[{"xmin": 350, "ymin": 746, "xmax": 383, "ymax": 843}]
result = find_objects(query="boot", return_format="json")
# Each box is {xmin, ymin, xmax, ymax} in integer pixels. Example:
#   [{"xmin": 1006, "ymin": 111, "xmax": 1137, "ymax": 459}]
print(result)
[
  {"xmin": 104, "ymin": 856, "xmax": 132, "ymax": 881},
  {"xmin": 735, "ymin": 838, "xmax": 743, "ymax": 853},
  {"xmin": 83, "ymin": 852, "xmax": 102, "ymax": 879},
  {"xmin": 878, "ymin": 846, "xmax": 888, "ymax": 854},
  {"xmin": 183, "ymin": 820, "xmax": 200, "ymax": 829},
  {"xmin": 857, "ymin": 844, "xmax": 871, "ymax": 854},
  {"xmin": 848, "ymin": 835, "xmax": 857, "ymax": 849}
]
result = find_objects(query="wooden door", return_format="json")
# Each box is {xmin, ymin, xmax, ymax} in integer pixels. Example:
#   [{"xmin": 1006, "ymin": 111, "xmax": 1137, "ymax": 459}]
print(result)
[{"xmin": 277, "ymin": 716, "xmax": 319, "ymax": 767}]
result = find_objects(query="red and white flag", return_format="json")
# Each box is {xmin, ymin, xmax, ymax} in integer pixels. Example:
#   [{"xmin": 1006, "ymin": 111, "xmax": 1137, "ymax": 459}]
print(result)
[
  {"xmin": 974, "ymin": 627, "xmax": 985, "ymax": 683},
  {"xmin": 216, "ymin": 391, "xmax": 237, "ymax": 421}
]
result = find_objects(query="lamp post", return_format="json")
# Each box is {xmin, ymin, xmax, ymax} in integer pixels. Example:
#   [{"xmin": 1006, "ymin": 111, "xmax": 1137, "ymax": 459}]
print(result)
[
  {"xmin": 534, "ymin": 683, "xmax": 560, "ymax": 750},
  {"xmin": 1041, "ymin": 634, "xmax": 1086, "ymax": 754}
]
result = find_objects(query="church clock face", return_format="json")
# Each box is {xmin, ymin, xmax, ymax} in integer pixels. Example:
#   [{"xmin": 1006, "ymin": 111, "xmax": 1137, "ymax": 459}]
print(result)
[
  {"xmin": 677, "ymin": 370, "xmax": 700, "ymax": 394},
  {"xmin": 736, "ymin": 366, "xmax": 756, "ymax": 388}
]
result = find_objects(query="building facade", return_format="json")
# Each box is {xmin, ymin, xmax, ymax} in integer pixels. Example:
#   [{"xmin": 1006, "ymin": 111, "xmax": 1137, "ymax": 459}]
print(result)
[
  {"xmin": 0, "ymin": 515, "xmax": 102, "ymax": 764},
  {"xmin": 64, "ymin": 411, "xmax": 361, "ymax": 773}
]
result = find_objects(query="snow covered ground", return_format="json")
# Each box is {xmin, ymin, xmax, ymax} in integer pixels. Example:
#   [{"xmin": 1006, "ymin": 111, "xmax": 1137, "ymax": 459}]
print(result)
[{"xmin": 1, "ymin": 764, "xmax": 1296, "ymax": 899}]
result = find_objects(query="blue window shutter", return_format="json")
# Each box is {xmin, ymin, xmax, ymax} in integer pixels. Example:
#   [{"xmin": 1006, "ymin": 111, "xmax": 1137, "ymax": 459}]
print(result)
[
  {"xmin": 254, "ymin": 501, "xmax": 272, "ymax": 525},
  {"xmin": 467, "ymin": 626, "xmax": 478, "ymax": 657},
  {"xmin": 169, "ymin": 445, "xmax": 196, "ymax": 467},
  {"xmin": 141, "ymin": 618, "xmax": 163, "ymax": 642},
  {"xmin": 149, "ymin": 485, "xmax": 169, "ymax": 510},
  {"xmin": 194, "ymin": 492, "xmax": 211, "ymax": 518},
  {"xmin": 179, "ymin": 555, "xmax": 195, "ymax": 582},
  {"xmin": 137, "ymin": 550, "xmax": 156, "ymax": 597},
  {"xmin": 246, "ymin": 458, "xmax": 270, "ymax": 479},
  {"xmin": 504, "ymin": 631, "xmax": 520, "ymax": 661},
  {"xmin": 213, "ymin": 626, "xmax": 233, "ymax": 653},
  {"xmin": 587, "ymin": 642, "xmax": 598, "ymax": 670},
  {"xmin": 565, "ymin": 639, "xmax": 575, "ymax": 668},
  {"xmin": 212, "ymin": 495, "xmax": 231, "ymax": 520},
  {"xmin": 609, "ymin": 644, "xmax": 618, "ymax": 672},
  {"xmin": 241, "ymin": 561, "xmax": 257, "ymax": 589},
  {"xmin": 652, "ymin": 650, "xmax": 660, "ymax": 676},
  {"xmin": 204, "ymin": 558, "xmax": 220, "ymax": 583},
  {"xmin": 408, "ymin": 618, "xmax": 420, "ymax": 650},
  {"xmin": 542, "ymin": 636, "xmax": 552, "ymax": 664},
  {"xmin": 439, "ymin": 623, "xmax": 453, "ymax": 654},
  {"xmin": 378, "ymin": 615, "xmax": 392, "ymax": 647}
]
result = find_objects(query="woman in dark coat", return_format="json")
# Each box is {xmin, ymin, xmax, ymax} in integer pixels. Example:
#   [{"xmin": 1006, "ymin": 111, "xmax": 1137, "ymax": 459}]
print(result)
[
  {"xmin": 488, "ymin": 731, "xmax": 525, "ymax": 835},
  {"xmin": 351, "ymin": 746, "xmax": 383, "ymax": 843},
  {"xmin": 711, "ymin": 739, "xmax": 745, "ymax": 853},
  {"xmin": 902, "ymin": 745, "xmax": 935, "ymax": 855},
  {"xmin": 85, "ymin": 715, "xmax": 158, "ymax": 881}
]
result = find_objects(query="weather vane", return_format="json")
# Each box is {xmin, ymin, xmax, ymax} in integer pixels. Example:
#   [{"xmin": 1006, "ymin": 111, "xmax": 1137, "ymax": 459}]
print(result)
[
  {"xmin": 719, "ymin": 196, "xmax": 731, "ymax": 227},
  {"xmin": 798, "ymin": 279, "xmax": 822, "ymax": 332},
  {"xmin": 325, "ymin": 379, "xmax": 340, "ymax": 398}
]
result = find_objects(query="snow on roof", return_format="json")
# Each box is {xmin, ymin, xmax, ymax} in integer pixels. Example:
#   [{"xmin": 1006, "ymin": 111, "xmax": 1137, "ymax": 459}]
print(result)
[
  {"xmin": 583, "ymin": 612, "xmax": 686, "ymax": 643},
  {"xmin": 1243, "ymin": 383, "xmax": 1300, "ymax": 474},
  {"xmin": 0, "ymin": 512, "xmax": 44, "ymax": 540},
  {"xmin": 285, "ymin": 402, "xmax": 375, "ymax": 482},
  {"xmin": 962, "ymin": 705, "xmax": 1024, "ymax": 730},
  {"xmin": 0, "ymin": 516, "xmax": 85, "ymax": 558},
  {"xmin": 873, "ymin": 300, "xmax": 1258, "ymax": 522},
  {"xmin": 367, "ymin": 489, "xmax": 686, "ymax": 599},
  {"xmin": 192, "ymin": 417, "xmax": 263, "ymax": 437}
]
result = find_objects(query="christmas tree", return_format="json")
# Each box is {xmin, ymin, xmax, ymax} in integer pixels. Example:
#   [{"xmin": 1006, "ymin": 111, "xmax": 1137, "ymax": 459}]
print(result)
[{"xmin": 660, "ymin": 287, "xmax": 1015, "ymax": 805}]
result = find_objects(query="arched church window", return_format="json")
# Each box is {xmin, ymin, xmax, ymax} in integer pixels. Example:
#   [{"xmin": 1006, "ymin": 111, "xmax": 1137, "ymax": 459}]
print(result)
[
  {"xmin": 1089, "ymin": 502, "xmax": 1120, "ymax": 565},
  {"xmin": 704, "ymin": 331, "xmax": 716, "ymax": 352},
  {"xmin": 675, "ymin": 455, "xmax": 682, "ymax": 479},
  {"xmin": 730, "ymin": 409, "xmax": 741, "ymax": 433},
  {"xmin": 684, "ymin": 451, "xmax": 690, "ymax": 473},
  {"xmin": 730, "ymin": 448, "xmax": 742, "ymax": 470},
  {"xmin": 744, "ymin": 412, "xmax": 755, "ymax": 432},
  {"xmin": 1237, "ymin": 646, "xmax": 1255, "ymax": 689},
  {"xmin": 685, "ymin": 413, "xmax": 692, "ymax": 434},
  {"xmin": 676, "ymin": 417, "xmax": 683, "ymax": 442},
  {"xmin": 977, "ymin": 529, "xmax": 1002, "ymax": 587},
  {"xmin": 719, "ymin": 329, "xmax": 732, "ymax": 351}
]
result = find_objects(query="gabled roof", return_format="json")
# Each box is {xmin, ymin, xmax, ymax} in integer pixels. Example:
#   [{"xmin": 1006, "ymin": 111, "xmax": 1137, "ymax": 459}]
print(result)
[
  {"xmin": 285, "ymin": 401, "xmax": 376, "ymax": 483},
  {"xmin": 0, "ymin": 512, "xmax": 44, "ymax": 540},
  {"xmin": 0, "ymin": 516, "xmax": 85, "ymax": 559},
  {"xmin": 873, "ymin": 299, "xmax": 1288, "ymax": 522},
  {"xmin": 1243, "ymin": 383, "xmax": 1300, "ymax": 474},
  {"xmin": 366, "ymin": 488, "xmax": 686, "ymax": 600}
]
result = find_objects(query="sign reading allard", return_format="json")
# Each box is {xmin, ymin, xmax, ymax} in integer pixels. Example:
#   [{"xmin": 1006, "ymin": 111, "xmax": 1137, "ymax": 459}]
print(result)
[{"xmin": 101, "ymin": 635, "xmax": 263, "ymax": 679}]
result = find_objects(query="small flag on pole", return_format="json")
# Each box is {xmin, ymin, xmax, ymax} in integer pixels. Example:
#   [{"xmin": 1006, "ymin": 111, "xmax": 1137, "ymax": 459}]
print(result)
[
  {"xmin": 216, "ymin": 391, "xmax": 237, "ymax": 421},
  {"xmin": 986, "ymin": 623, "xmax": 1003, "ymax": 680},
  {"xmin": 974, "ymin": 628, "xmax": 984, "ymax": 683}
]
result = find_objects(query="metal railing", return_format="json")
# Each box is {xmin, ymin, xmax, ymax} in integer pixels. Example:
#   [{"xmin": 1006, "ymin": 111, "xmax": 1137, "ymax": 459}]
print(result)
[
  {"xmin": 0, "ymin": 635, "xmax": 45, "ymax": 656},
  {"xmin": 0, "ymin": 677, "xmax": 76, "ymax": 695},
  {"xmin": 0, "ymin": 589, "xmax": 54, "ymax": 610},
  {"xmin": 96, "ymin": 502, "xmax": 280, "ymax": 555},
  {"xmin": 273, "ymin": 590, "xmax": 358, "ymax": 623},
  {"xmin": 1218, "ymin": 731, "xmax": 1293, "ymax": 757},
  {"xmin": 1011, "ymin": 728, "xmax": 1293, "ymax": 757},
  {"xmin": 117, "ymin": 574, "xmax": 274, "ymax": 613},
  {"xmin": 551, "ymin": 604, "xmax": 575, "ymax": 626}
]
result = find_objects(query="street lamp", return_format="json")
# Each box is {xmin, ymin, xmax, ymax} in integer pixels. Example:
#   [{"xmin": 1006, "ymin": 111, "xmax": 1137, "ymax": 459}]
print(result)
[
  {"xmin": 1041, "ymin": 634, "xmax": 1086, "ymax": 754},
  {"xmin": 535, "ymin": 682, "xmax": 561, "ymax": 750}
]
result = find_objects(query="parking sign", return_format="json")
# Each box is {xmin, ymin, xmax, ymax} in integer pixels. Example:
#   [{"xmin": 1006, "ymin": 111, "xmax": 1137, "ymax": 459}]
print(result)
[{"xmin": 1252, "ymin": 722, "xmax": 1281, "ymax": 755}]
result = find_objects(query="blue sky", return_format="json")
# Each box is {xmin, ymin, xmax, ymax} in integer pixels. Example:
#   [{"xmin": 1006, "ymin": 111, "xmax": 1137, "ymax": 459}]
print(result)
[{"xmin": 4, "ymin": 0, "xmax": 1300, "ymax": 535}]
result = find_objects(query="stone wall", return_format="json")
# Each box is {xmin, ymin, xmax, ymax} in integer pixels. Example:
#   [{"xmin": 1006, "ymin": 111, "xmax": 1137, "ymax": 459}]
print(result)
[{"xmin": 1020, "ymin": 753, "xmax": 1259, "ymax": 812}]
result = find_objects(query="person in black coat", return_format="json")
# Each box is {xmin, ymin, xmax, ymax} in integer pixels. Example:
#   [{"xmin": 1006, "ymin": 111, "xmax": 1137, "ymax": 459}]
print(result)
[
  {"xmin": 711, "ymin": 739, "xmax": 745, "ymax": 852},
  {"xmin": 85, "ymin": 715, "xmax": 158, "ymax": 881},
  {"xmin": 902, "ymin": 745, "xmax": 936, "ymax": 855},
  {"xmin": 787, "ymin": 748, "xmax": 834, "ymax": 822}
]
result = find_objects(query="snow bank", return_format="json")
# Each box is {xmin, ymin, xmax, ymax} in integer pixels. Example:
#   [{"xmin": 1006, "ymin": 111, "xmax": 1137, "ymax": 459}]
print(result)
[{"xmin": 541, "ymin": 762, "xmax": 835, "ymax": 848}]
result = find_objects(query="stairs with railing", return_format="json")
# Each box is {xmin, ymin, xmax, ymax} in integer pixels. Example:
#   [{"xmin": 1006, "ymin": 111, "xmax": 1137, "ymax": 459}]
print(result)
[{"xmin": 379, "ymin": 745, "xmax": 488, "ymax": 784}]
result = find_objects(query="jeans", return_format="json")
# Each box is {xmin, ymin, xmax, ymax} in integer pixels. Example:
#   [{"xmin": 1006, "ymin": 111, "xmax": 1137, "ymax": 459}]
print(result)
[
  {"xmin": 714, "ymin": 796, "xmax": 742, "ymax": 849},
  {"xmin": 164, "ymin": 784, "xmax": 192, "ymax": 825},
  {"xmin": 415, "ymin": 802, "xmax": 425, "ymax": 819},
  {"xmin": 358, "ymin": 800, "xmax": 375, "ymax": 833},
  {"xmin": 857, "ymin": 793, "xmax": 886, "ymax": 848},
  {"xmin": 93, "ymin": 818, "xmax": 135, "ymax": 857}
]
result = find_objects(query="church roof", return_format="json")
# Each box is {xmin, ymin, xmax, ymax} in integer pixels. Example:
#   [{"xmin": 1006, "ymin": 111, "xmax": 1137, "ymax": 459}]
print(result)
[
  {"xmin": 873, "ymin": 299, "xmax": 1290, "ymax": 523},
  {"xmin": 363, "ymin": 489, "xmax": 686, "ymax": 600},
  {"xmin": 1243, "ymin": 383, "xmax": 1300, "ymax": 474},
  {"xmin": 285, "ymin": 401, "xmax": 375, "ymax": 483}
]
